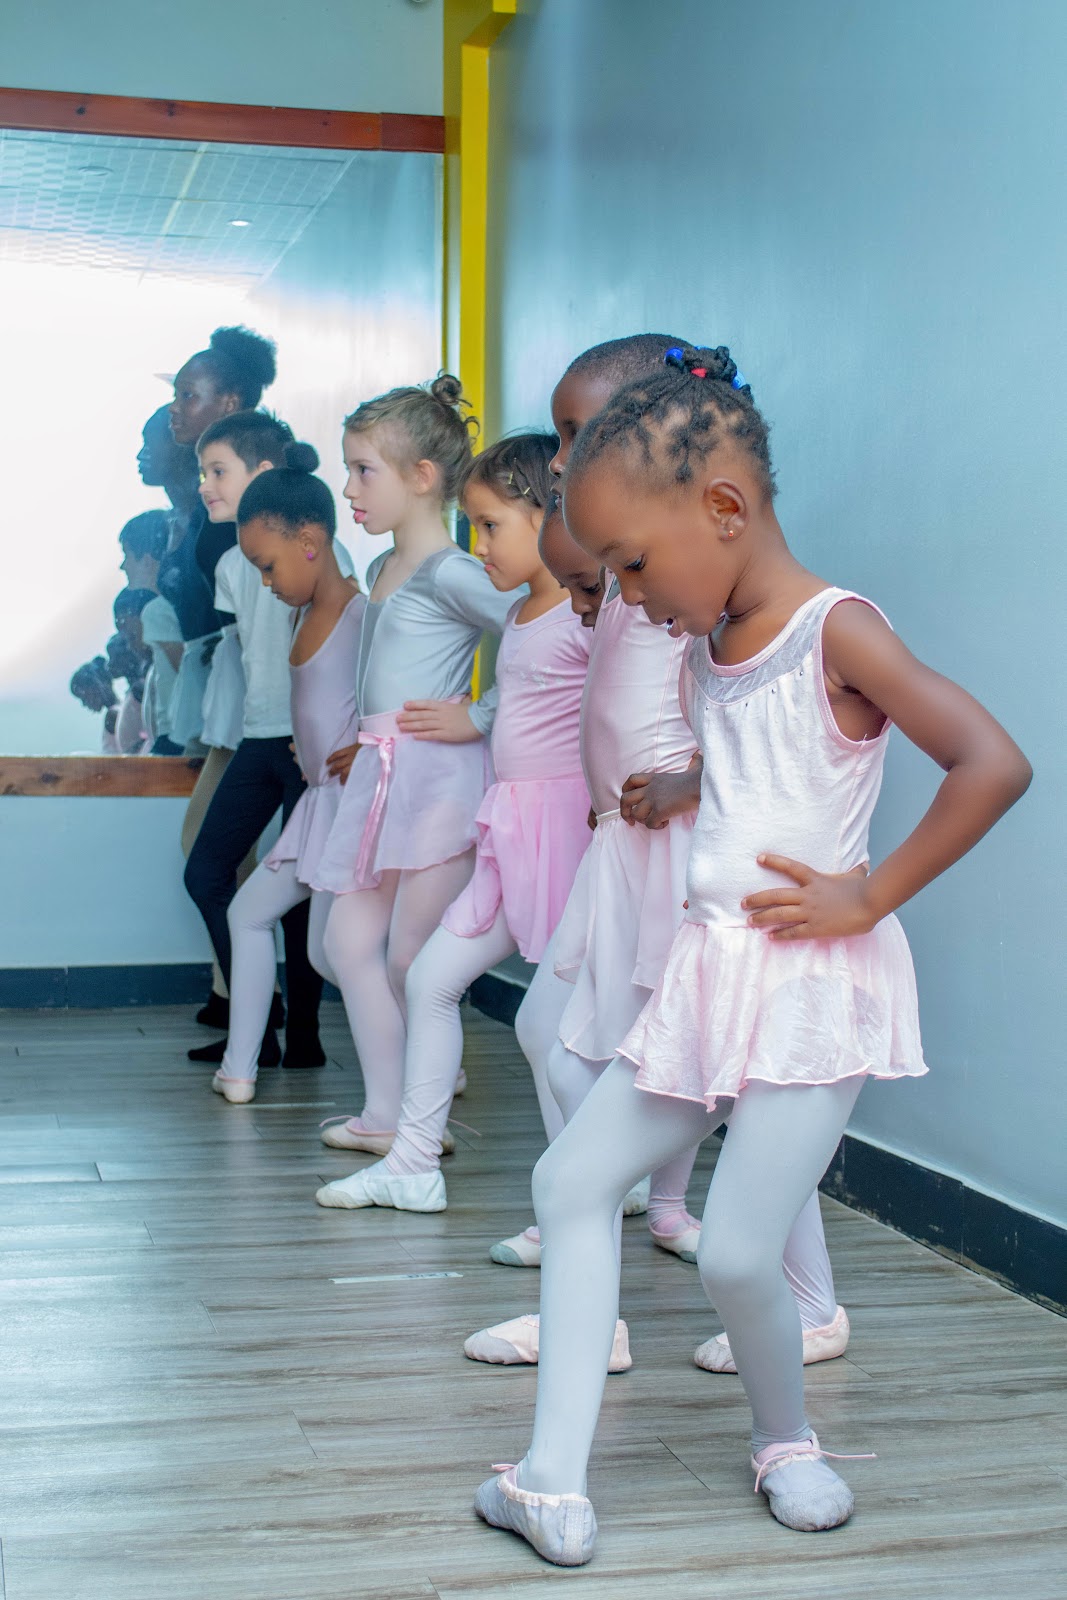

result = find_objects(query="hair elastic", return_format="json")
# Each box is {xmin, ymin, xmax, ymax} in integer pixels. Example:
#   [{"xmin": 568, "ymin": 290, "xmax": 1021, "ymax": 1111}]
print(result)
[{"xmin": 663, "ymin": 346, "xmax": 748, "ymax": 389}]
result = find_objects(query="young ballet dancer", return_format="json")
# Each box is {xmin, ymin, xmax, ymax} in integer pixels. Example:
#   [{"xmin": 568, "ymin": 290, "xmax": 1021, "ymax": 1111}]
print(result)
[
  {"xmin": 210, "ymin": 451, "xmax": 365, "ymax": 1104},
  {"xmin": 315, "ymin": 432, "xmax": 592, "ymax": 1211},
  {"xmin": 474, "ymin": 343, "xmax": 1031, "ymax": 1564},
  {"xmin": 467, "ymin": 337, "xmax": 847, "ymax": 1378},
  {"xmin": 185, "ymin": 413, "xmax": 348, "ymax": 1071},
  {"xmin": 310, "ymin": 375, "xmax": 515, "ymax": 1168}
]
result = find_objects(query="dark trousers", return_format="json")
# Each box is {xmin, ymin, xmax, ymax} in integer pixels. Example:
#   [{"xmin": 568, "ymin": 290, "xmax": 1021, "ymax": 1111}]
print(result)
[{"xmin": 184, "ymin": 736, "xmax": 323, "ymax": 1039}]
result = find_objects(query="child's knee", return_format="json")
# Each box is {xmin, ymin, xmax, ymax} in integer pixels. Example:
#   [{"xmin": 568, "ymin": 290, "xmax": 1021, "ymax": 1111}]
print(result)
[
  {"xmin": 531, "ymin": 1141, "xmax": 577, "ymax": 1227},
  {"xmin": 513, "ymin": 991, "xmax": 537, "ymax": 1062},
  {"xmin": 698, "ymin": 1230, "xmax": 773, "ymax": 1310}
]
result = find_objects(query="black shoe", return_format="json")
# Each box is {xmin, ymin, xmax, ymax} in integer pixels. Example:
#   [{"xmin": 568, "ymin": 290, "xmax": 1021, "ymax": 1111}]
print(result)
[
  {"xmin": 189, "ymin": 1029, "xmax": 281, "ymax": 1066},
  {"xmin": 268, "ymin": 993, "xmax": 286, "ymax": 1030},
  {"xmin": 282, "ymin": 1036, "xmax": 326, "ymax": 1069},
  {"xmin": 196, "ymin": 993, "xmax": 230, "ymax": 1030},
  {"xmin": 258, "ymin": 1029, "xmax": 282, "ymax": 1068},
  {"xmin": 188, "ymin": 1037, "xmax": 226, "ymax": 1063}
]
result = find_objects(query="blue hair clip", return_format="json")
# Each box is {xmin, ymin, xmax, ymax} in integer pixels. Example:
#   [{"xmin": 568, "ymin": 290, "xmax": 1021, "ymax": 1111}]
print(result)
[
  {"xmin": 663, "ymin": 346, "xmax": 686, "ymax": 368},
  {"xmin": 732, "ymin": 369, "xmax": 748, "ymax": 390}
]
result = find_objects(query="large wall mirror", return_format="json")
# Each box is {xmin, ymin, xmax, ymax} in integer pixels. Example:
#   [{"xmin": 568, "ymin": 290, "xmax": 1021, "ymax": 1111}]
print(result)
[{"xmin": 0, "ymin": 94, "xmax": 443, "ymax": 786}]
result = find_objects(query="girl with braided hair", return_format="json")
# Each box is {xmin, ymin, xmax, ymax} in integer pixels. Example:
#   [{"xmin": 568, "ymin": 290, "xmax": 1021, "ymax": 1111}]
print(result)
[
  {"xmin": 474, "ymin": 342, "xmax": 1030, "ymax": 1564},
  {"xmin": 465, "ymin": 337, "xmax": 847, "ymax": 1382}
]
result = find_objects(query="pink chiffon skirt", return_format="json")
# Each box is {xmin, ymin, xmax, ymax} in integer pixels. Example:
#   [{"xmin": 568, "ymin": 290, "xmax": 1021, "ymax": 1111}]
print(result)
[
  {"xmin": 264, "ymin": 780, "xmax": 342, "ymax": 889},
  {"xmin": 311, "ymin": 709, "xmax": 490, "ymax": 895},
  {"xmin": 553, "ymin": 810, "xmax": 694, "ymax": 1062},
  {"xmin": 619, "ymin": 912, "xmax": 927, "ymax": 1108},
  {"xmin": 442, "ymin": 773, "xmax": 591, "ymax": 963}
]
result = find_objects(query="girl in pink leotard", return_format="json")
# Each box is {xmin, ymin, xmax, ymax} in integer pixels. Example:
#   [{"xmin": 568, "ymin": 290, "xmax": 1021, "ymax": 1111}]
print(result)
[{"xmin": 316, "ymin": 432, "xmax": 594, "ymax": 1214}]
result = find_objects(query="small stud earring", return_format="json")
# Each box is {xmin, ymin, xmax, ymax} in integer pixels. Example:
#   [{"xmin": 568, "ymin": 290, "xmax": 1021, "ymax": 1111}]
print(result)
[{"xmin": 305, "ymin": 550, "xmax": 315, "ymax": 561}]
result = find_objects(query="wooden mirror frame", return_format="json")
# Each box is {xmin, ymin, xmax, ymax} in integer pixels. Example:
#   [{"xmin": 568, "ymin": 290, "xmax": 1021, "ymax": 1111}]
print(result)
[{"xmin": 0, "ymin": 86, "xmax": 445, "ymax": 798}]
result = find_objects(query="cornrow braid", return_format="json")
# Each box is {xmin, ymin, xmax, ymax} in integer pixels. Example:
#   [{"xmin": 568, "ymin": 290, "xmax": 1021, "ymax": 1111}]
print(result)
[{"xmin": 566, "ymin": 343, "xmax": 776, "ymax": 501}]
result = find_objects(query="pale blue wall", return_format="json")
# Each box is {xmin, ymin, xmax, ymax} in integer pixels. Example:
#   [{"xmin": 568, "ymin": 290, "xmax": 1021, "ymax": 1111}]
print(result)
[
  {"xmin": 486, "ymin": 0, "xmax": 1064, "ymax": 1224},
  {"xmin": 0, "ymin": 0, "xmax": 442, "ymax": 115}
]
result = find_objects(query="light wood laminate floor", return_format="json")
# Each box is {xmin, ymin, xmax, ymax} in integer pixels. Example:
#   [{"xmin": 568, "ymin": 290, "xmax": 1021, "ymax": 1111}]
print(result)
[{"xmin": 0, "ymin": 1002, "xmax": 1063, "ymax": 1600}]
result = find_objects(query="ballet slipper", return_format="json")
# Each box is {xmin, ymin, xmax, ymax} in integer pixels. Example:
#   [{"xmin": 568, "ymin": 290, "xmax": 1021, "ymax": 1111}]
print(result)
[
  {"xmin": 319, "ymin": 1117, "xmax": 395, "ymax": 1154},
  {"xmin": 696, "ymin": 1305, "xmax": 850, "ymax": 1375},
  {"xmin": 314, "ymin": 1163, "xmax": 446, "ymax": 1212},
  {"xmin": 622, "ymin": 1176, "xmax": 650, "ymax": 1215},
  {"xmin": 474, "ymin": 1464, "xmax": 596, "ymax": 1566},
  {"xmin": 319, "ymin": 1117, "xmax": 454, "ymax": 1157},
  {"xmin": 490, "ymin": 1225, "xmax": 542, "ymax": 1267},
  {"xmin": 753, "ymin": 1431, "xmax": 873, "ymax": 1531},
  {"xmin": 648, "ymin": 1212, "xmax": 701, "ymax": 1262},
  {"xmin": 211, "ymin": 1071, "xmax": 256, "ymax": 1105},
  {"xmin": 463, "ymin": 1313, "xmax": 631, "ymax": 1372}
]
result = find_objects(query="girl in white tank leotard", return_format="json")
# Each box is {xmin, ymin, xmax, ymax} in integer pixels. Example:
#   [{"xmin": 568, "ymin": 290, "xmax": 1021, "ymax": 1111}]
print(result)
[{"xmin": 472, "ymin": 343, "xmax": 1029, "ymax": 1564}]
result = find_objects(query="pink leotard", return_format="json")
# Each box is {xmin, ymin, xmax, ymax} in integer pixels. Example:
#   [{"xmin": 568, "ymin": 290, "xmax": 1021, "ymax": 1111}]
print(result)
[{"xmin": 443, "ymin": 597, "xmax": 592, "ymax": 962}]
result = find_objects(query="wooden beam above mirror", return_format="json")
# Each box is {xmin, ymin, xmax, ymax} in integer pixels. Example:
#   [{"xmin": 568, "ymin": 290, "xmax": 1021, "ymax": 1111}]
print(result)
[
  {"xmin": 0, "ymin": 757, "xmax": 202, "ymax": 798},
  {"xmin": 0, "ymin": 86, "xmax": 445, "ymax": 153}
]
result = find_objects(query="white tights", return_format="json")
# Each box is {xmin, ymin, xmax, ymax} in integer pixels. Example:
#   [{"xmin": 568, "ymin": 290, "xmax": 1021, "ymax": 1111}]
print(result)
[
  {"xmin": 386, "ymin": 907, "xmax": 516, "ymax": 1174},
  {"xmin": 520, "ymin": 1060, "xmax": 863, "ymax": 1494},
  {"xmin": 320, "ymin": 851, "xmax": 475, "ymax": 1132},
  {"xmin": 513, "ymin": 935, "xmax": 701, "ymax": 1239},
  {"xmin": 221, "ymin": 862, "xmax": 333, "ymax": 1081}
]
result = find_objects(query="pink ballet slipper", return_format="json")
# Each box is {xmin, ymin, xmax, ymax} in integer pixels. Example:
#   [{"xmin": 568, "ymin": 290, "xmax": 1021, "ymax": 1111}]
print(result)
[
  {"xmin": 211, "ymin": 1071, "xmax": 255, "ymax": 1105},
  {"xmin": 474, "ymin": 1464, "xmax": 596, "ymax": 1566},
  {"xmin": 315, "ymin": 1163, "xmax": 446, "ymax": 1212},
  {"xmin": 648, "ymin": 1210, "xmax": 701, "ymax": 1263},
  {"xmin": 463, "ymin": 1313, "xmax": 631, "ymax": 1371},
  {"xmin": 490, "ymin": 1225, "xmax": 541, "ymax": 1267},
  {"xmin": 319, "ymin": 1116, "xmax": 395, "ymax": 1154},
  {"xmin": 695, "ymin": 1305, "xmax": 850, "ymax": 1375},
  {"xmin": 319, "ymin": 1116, "xmax": 455, "ymax": 1156}
]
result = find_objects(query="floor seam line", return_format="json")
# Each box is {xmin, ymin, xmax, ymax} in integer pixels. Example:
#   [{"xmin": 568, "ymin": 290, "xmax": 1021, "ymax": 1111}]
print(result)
[{"xmin": 657, "ymin": 1435, "xmax": 714, "ymax": 1489}]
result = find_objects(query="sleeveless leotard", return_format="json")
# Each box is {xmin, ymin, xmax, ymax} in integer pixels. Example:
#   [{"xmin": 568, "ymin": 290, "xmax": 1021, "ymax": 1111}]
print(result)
[{"xmin": 620, "ymin": 588, "xmax": 927, "ymax": 1104}]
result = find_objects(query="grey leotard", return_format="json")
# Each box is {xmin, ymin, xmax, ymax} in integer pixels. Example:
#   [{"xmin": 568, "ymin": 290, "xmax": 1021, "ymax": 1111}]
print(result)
[{"xmin": 357, "ymin": 545, "xmax": 515, "ymax": 732}]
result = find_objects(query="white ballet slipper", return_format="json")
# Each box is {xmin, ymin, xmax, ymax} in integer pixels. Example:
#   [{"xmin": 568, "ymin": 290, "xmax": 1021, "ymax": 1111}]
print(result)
[
  {"xmin": 314, "ymin": 1164, "xmax": 446, "ymax": 1212},
  {"xmin": 211, "ymin": 1071, "xmax": 255, "ymax": 1105},
  {"xmin": 649, "ymin": 1215, "xmax": 701, "ymax": 1263},
  {"xmin": 463, "ymin": 1312, "xmax": 631, "ymax": 1372},
  {"xmin": 752, "ymin": 1431, "xmax": 871, "ymax": 1531},
  {"xmin": 475, "ymin": 1465, "xmax": 597, "ymax": 1566},
  {"xmin": 622, "ymin": 1176, "xmax": 650, "ymax": 1216},
  {"xmin": 319, "ymin": 1118, "xmax": 454, "ymax": 1156},
  {"xmin": 489, "ymin": 1226, "xmax": 542, "ymax": 1267},
  {"xmin": 695, "ymin": 1305, "xmax": 850, "ymax": 1375}
]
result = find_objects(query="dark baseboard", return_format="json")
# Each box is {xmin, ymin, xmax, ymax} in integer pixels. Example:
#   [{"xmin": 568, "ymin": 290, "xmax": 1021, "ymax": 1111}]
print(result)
[
  {"xmin": 822, "ymin": 1136, "xmax": 1066, "ymax": 1315},
  {"xmin": 469, "ymin": 968, "xmax": 1066, "ymax": 1317},
  {"xmin": 0, "ymin": 963, "xmax": 215, "ymax": 1009}
]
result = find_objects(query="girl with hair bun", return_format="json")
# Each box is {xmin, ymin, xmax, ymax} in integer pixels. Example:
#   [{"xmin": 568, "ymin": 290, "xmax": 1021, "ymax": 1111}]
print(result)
[
  {"xmin": 473, "ymin": 341, "xmax": 1031, "ymax": 1565},
  {"xmin": 315, "ymin": 431, "xmax": 592, "ymax": 1213},
  {"xmin": 209, "ymin": 451, "xmax": 365, "ymax": 1103},
  {"xmin": 309, "ymin": 375, "xmax": 514, "ymax": 1171}
]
